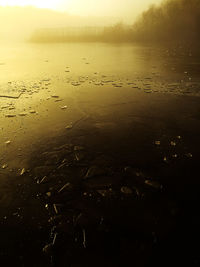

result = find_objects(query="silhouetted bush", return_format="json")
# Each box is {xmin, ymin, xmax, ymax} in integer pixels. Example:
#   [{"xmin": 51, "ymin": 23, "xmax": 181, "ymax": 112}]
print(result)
[{"xmin": 132, "ymin": 0, "xmax": 200, "ymax": 43}]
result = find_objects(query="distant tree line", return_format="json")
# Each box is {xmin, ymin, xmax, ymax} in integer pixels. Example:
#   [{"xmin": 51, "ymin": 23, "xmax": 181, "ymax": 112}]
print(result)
[{"xmin": 30, "ymin": 0, "xmax": 200, "ymax": 44}]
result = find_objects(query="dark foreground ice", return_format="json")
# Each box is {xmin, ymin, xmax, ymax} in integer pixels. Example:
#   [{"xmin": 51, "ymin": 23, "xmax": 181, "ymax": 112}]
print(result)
[{"xmin": 0, "ymin": 42, "xmax": 200, "ymax": 266}]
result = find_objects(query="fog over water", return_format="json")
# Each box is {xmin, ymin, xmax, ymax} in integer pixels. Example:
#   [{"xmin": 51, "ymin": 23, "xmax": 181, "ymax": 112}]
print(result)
[
  {"xmin": 0, "ymin": 0, "xmax": 163, "ymax": 41},
  {"xmin": 1, "ymin": 0, "xmax": 199, "ymax": 45}
]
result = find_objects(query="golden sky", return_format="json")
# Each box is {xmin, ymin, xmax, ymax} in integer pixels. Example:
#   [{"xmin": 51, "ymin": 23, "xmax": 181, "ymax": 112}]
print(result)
[
  {"xmin": 0, "ymin": 0, "xmax": 164, "ymax": 22},
  {"xmin": 0, "ymin": 0, "xmax": 59, "ymax": 9}
]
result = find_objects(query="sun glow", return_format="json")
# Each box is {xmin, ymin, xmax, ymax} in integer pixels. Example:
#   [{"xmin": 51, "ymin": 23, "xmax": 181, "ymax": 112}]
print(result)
[
  {"xmin": 0, "ymin": 0, "xmax": 61, "ymax": 10},
  {"xmin": 0, "ymin": 0, "xmax": 165, "ymax": 23}
]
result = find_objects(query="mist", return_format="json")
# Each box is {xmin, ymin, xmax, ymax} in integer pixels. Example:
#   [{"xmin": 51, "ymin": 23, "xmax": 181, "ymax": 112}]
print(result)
[
  {"xmin": 0, "ymin": 6, "xmax": 118, "ymax": 42},
  {"xmin": 27, "ymin": 0, "xmax": 200, "ymax": 45}
]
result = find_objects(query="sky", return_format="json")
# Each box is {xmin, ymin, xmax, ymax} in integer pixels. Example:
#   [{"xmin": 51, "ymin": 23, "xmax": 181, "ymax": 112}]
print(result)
[{"xmin": 0, "ymin": 0, "xmax": 164, "ymax": 22}]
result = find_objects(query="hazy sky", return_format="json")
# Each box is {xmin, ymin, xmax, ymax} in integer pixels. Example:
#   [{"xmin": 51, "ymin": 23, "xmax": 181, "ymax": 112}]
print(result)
[{"xmin": 0, "ymin": 0, "xmax": 164, "ymax": 22}]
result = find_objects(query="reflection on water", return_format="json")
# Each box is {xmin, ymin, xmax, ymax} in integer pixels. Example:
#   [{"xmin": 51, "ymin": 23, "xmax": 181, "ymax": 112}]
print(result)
[
  {"xmin": 0, "ymin": 42, "xmax": 200, "ymax": 81},
  {"xmin": 0, "ymin": 42, "xmax": 200, "ymax": 168}
]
